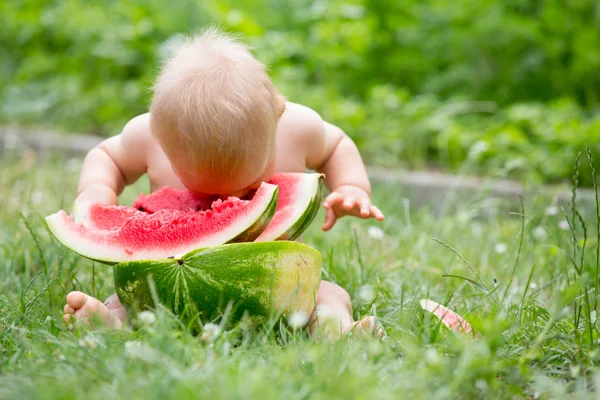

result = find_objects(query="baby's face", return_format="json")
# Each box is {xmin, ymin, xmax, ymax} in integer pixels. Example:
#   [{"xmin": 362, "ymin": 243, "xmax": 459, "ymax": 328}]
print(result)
[{"xmin": 170, "ymin": 150, "xmax": 276, "ymax": 199}]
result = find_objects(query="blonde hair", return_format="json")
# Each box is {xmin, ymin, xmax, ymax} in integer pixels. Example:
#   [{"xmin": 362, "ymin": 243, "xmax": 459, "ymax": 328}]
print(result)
[{"xmin": 150, "ymin": 28, "xmax": 280, "ymax": 179}]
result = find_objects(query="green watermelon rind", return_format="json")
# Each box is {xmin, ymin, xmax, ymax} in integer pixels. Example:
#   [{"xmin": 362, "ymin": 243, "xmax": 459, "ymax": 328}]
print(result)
[
  {"xmin": 226, "ymin": 186, "xmax": 278, "ymax": 243},
  {"xmin": 276, "ymin": 175, "xmax": 324, "ymax": 241},
  {"xmin": 256, "ymin": 173, "xmax": 324, "ymax": 242},
  {"xmin": 113, "ymin": 241, "xmax": 322, "ymax": 324}
]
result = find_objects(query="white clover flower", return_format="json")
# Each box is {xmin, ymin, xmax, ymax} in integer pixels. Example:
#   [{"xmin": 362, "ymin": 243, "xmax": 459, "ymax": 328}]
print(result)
[
  {"xmin": 78, "ymin": 334, "xmax": 100, "ymax": 349},
  {"xmin": 475, "ymin": 379, "xmax": 489, "ymax": 391},
  {"xmin": 200, "ymin": 323, "xmax": 221, "ymax": 342},
  {"xmin": 559, "ymin": 220, "xmax": 570, "ymax": 230},
  {"xmin": 545, "ymin": 206, "xmax": 559, "ymax": 216},
  {"xmin": 457, "ymin": 211, "xmax": 470, "ymax": 222},
  {"xmin": 125, "ymin": 340, "xmax": 140, "ymax": 353},
  {"xmin": 288, "ymin": 310, "xmax": 309, "ymax": 329},
  {"xmin": 532, "ymin": 226, "xmax": 547, "ymax": 239},
  {"xmin": 125, "ymin": 341, "xmax": 156, "ymax": 362},
  {"xmin": 367, "ymin": 226, "xmax": 384, "ymax": 240},
  {"xmin": 494, "ymin": 243, "xmax": 508, "ymax": 254},
  {"xmin": 358, "ymin": 285, "xmax": 376, "ymax": 303},
  {"xmin": 425, "ymin": 348, "xmax": 440, "ymax": 365},
  {"xmin": 137, "ymin": 310, "xmax": 156, "ymax": 326}
]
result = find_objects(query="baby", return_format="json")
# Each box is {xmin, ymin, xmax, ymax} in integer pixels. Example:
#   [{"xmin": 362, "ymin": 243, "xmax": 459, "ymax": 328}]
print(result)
[{"xmin": 63, "ymin": 29, "xmax": 385, "ymax": 338}]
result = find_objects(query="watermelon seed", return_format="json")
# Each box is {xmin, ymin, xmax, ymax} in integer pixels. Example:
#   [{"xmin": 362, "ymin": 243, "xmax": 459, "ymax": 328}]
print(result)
[
  {"xmin": 137, "ymin": 207, "xmax": 144, "ymax": 211},
  {"xmin": 167, "ymin": 256, "xmax": 174, "ymax": 259},
  {"xmin": 177, "ymin": 259, "xmax": 184, "ymax": 265}
]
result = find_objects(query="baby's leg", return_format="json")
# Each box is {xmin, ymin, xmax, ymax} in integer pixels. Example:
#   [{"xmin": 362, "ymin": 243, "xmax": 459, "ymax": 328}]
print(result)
[
  {"xmin": 309, "ymin": 281, "xmax": 383, "ymax": 339},
  {"xmin": 63, "ymin": 292, "xmax": 126, "ymax": 329}
]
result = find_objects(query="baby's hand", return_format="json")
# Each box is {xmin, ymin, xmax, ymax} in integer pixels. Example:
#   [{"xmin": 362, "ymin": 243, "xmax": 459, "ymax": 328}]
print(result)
[
  {"xmin": 322, "ymin": 185, "xmax": 384, "ymax": 231},
  {"xmin": 75, "ymin": 184, "xmax": 119, "ymax": 207}
]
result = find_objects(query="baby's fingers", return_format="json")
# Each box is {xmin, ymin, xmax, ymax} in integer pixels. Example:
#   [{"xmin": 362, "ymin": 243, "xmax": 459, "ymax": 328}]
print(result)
[
  {"xmin": 343, "ymin": 196, "xmax": 356, "ymax": 211},
  {"xmin": 323, "ymin": 192, "xmax": 343, "ymax": 209},
  {"xmin": 370, "ymin": 205, "xmax": 385, "ymax": 221},
  {"xmin": 322, "ymin": 207, "xmax": 337, "ymax": 231},
  {"xmin": 359, "ymin": 198, "xmax": 371, "ymax": 217}
]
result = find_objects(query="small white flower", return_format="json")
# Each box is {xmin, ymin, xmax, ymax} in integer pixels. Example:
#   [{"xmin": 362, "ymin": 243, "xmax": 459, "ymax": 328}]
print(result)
[
  {"xmin": 78, "ymin": 334, "xmax": 99, "ymax": 349},
  {"xmin": 529, "ymin": 282, "xmax": 538, "ymax": 289},
  {"xmin": 559, "ymin": 220, "xmax": 570, "ymax": 230},
  {"xmin": 288, "ymin": 310, "xmax": 309, "ymax": 329},
  {"xmin": 125, "ymin": 341, "xmax": 156, "ymax": 362},
  {"xmin": 358, "ymin": 285, "xmax": 376, "ymax": 303},
  {"xmin": 532, "ymin": 226, "xmax": 547, "ymax": 239},
  {"xmin": 475, "ymin": 379, "xmax": 489, "ymax": 391},
  {"xmin": 570, "ymin": 365, "xmax": 581, "ymax": 378},
  {"xmin": 457, "ymin": 211, "xmax": 470, "ymax": 222},
  {"xmin": 125, "ymin": 340, "xmax": 139, "ymax": 353},
  {"xmin": 30, "ymin": 191, "xmax": 45, "ymax": 206},
  {"xmin": 367, "ymin": 226, "xmax": 384, "ymax": 240},
  {"xmin": 545, "ymin": 206, "xmax": 559, "ymax": 216},
  {"xmin": 200, "ymin": 323, "xmax": 221, "ymax": 342},
  {"xmin": 494, "ymin": 243, "xmax": 508, "ymax": 254},
  {"xmin": 425, "ymin": 348, "xmax": 440, "ymax": 365},
  {"xmin": 137, "ymin": 310, "xmax": 156, "ymax": 326}
]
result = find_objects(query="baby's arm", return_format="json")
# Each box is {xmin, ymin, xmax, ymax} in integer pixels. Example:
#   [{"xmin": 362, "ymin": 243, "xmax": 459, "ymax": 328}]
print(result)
[
  {"xmin": 282, "ymin": 103, "xmax": 384, "ymax": 230},
  {"xmin": 76, "ymin": 115, "xmax": 149, "ymax": 206}
]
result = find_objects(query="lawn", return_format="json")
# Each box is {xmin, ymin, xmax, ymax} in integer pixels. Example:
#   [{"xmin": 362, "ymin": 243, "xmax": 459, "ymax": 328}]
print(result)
[{"xmin": 1, "ymin": 152, "xmax": 599, "ymax": 399}]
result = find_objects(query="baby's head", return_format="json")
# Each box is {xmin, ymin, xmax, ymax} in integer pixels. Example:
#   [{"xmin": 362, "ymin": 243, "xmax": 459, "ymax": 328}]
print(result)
[{"xmin": 150, "ymin": 29, "xmax": 283, "ymax": 197}]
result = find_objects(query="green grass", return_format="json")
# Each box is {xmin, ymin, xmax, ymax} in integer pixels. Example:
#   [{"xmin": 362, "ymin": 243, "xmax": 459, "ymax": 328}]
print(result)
[{"xmin": 1, "ymin": 152, "xmax": 600, "ymax": 399}]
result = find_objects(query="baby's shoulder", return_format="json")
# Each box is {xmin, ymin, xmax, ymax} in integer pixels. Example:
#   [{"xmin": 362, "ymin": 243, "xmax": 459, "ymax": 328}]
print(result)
[
  {"xmin": 278, "ymin": 102, "xmax": 324, "ymax": 140},
  {"xmin": 122, "ymin": 113, "xmax": 152, "ymax": 138},
  {"xmin": 118, "ymin": 113, "xmax": 155, "ymax": 152}
]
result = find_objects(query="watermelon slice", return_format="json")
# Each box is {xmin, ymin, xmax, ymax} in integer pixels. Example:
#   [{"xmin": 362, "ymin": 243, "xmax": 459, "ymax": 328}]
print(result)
[
  {"xmin": 114, "ymin": 241, "xmax": 322, "ymax": 325},
  {"xmin": 72, "ymin": 172, "xmax": 323, "ymax": 241},
  {"xmin": 46, "ymin": 182, "xmax": 278, "ymax": 263},
  {"xmin": 256, "ymin": 173, "xmax": 324, "ymax": 241}
]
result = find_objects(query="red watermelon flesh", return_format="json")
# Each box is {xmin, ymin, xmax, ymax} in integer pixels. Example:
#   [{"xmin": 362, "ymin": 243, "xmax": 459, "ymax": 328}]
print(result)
[
  {"xmin": 46, "ymin": 182, "xmax": 278, "ymax": 263},
  {"xmin": 75, "ymin": 186, "xmax": 217, "ymax": 230},
  {"xmin": 134, "ymin": 187, "xmax": 216, "ymax": 214},
  {"xmin": 75, "ymin": 173, "xmax": 324, "ymax": 241}
]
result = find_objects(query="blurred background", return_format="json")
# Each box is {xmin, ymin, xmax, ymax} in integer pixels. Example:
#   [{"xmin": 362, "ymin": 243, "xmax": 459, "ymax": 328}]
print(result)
[{"xmin": 2, "ymin": 0, "xmax": 600, "ymax": 186}]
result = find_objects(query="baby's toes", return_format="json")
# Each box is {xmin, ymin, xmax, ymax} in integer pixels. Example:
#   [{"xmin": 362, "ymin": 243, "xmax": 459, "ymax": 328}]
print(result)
[
  {"xmin": 63, "ymin": 303, "xmax": 76, "ymax": 325},
  {"xmin": 355, "ymin": 316, "xmax": 385, "ymax": 338},
  {"xmin": 64, "ymin": 291, "xmax": 122, "ymax": 329},
  {"xmin": 64, "ymin": 303, "xmax": 74, "ymax": 315},
  {"xmin": 66, "ymin": 291, "xmax": 88, "ymax": 310}
]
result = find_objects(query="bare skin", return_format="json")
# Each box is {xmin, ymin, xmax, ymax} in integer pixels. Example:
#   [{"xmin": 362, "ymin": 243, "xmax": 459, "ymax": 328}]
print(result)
[{"xmin": 63, "ymin": 101, "xmax": 385, "ymax": 338}]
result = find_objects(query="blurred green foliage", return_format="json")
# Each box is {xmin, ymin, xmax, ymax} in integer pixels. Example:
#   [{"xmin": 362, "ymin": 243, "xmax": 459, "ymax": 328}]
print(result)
[{"xmin": 1, "ymin": 0, "xmax": 600, "ymax": 184}]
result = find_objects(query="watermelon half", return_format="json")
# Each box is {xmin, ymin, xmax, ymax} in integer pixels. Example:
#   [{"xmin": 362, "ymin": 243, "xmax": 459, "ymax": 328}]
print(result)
[
  {"xmin": 114, "ymin": 241, "xmax": 322, "ymax": 324},
  {"xmin": 45, "ymin": 182, "xmax": 278, "ymax": 263}
]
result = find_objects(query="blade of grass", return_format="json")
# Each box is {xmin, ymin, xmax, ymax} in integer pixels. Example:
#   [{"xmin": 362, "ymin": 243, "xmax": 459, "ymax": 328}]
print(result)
[{"xmin": 502, "ymin": 196, "xmax": 525, "ymax": 303}]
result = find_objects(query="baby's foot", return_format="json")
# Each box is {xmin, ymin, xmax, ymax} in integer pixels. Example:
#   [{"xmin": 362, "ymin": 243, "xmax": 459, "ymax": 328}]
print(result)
[
  {"xmin": 349, "ymin": 316, "xmax": 385, "ymax": 339},
  {"xmin": 63, "ymin": 291, "xmax": 123, "ymax": 329},
  {"xmin": 312, "ymin": 307, "xmax": 384, "ymax": 340}
]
